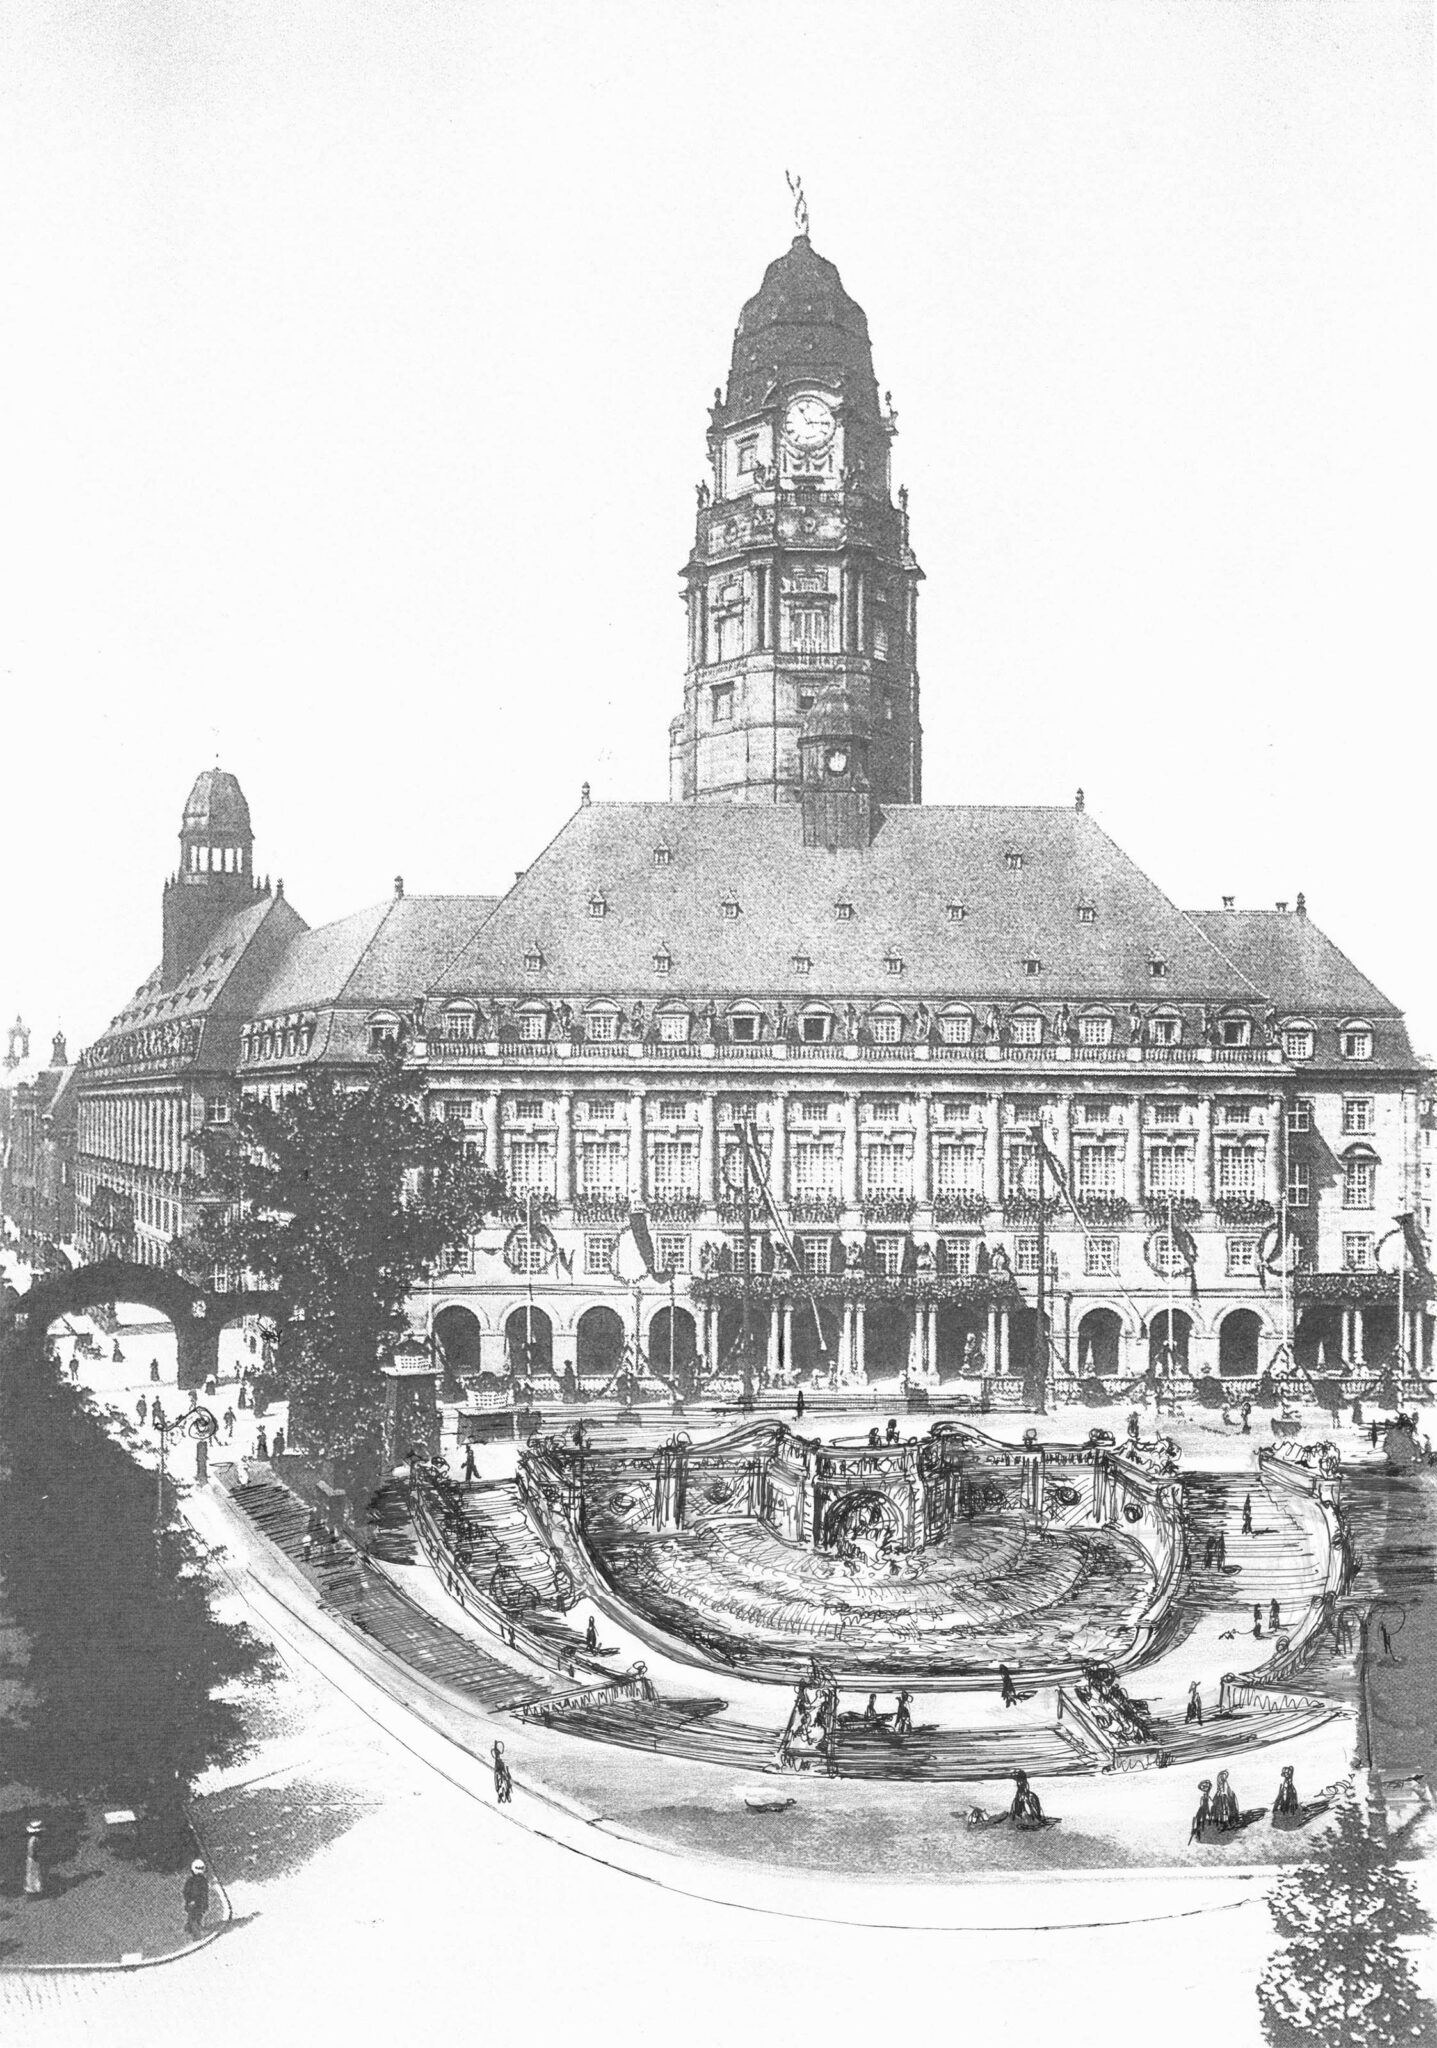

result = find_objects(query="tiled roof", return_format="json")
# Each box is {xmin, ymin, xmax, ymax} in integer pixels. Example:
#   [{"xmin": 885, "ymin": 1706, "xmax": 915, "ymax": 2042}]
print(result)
[
  {"xmin": 1188, "ymin": 910, "xmax": 1398, "ymax": 1015},
  {"xmin": 253, "ymin": 895, "xmax": 499, "ymax": 1016},
  {"xmin": 96, "ymin": 897, "xmax": 284, "ymax": 1039},
  {"xmin": 726, "ymin": 236, "xmax": 880, "ymax": 424},
  {"xmin": 436, "ymin": 800, "xmax": 1269, "ymax": 1004}
]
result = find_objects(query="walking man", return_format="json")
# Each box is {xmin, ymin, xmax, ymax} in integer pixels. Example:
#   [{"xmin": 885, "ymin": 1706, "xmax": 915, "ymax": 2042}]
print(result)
[
  {"xmin": 1269, "ymin": 1598, "xmax": 1280, "ymax": 1633},
  {"xmin": 463, "ymin": 1442, "xmax": 477, "ymax": 1484},
  {"xmin": 1186, "ymin": 1681, "xmax": 1202, "ymax": 1726},
  {"xmin": 1241, "ymin": 1494, "xmax": 1253, "ymax": 1537},
  {"xmin": 182, "ymin": 1858, "xmax": 209, "ymax": 1938},
  {"xmin": 999, "ymin": 1664, "xmax": 1018, "ymax": 1708},
  {"xmin": 256, "ymin": 1426, "xmax": 269, "ymax": 1459},
  {"xmin": 492, "ymin": 1740, "xmax": 513, "ymax": 1804},
  {"xmin": 1252, "ymin": 1603, "xmax": 1263, "ymax": 1639},
  {"xmin": 1189, "ymin": 1780, "xmax": 1212, "ymax": 1843},
  {"xmin": 136, "ymin": 1395, "xmax": 148, "ymax": 1428},
  {"xmin": 223, "ymin": 1406, "xmax": 235, "ymax": 1440}
]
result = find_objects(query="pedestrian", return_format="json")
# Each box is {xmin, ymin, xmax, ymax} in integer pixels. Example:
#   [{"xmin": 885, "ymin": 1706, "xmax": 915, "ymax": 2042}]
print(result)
[
  {"xmin": 256, "ymin": 1426, "xmax": 269, "ymax": 1458},
  {"xmin": 1215, "ymin": 1530, "xmax": 1227, "ymax": 1571},
  {"xmin": 795, "ymin": 1389, "xmax": 805, "ymax": 1420},
  {"xmin": 152, "ymin": 1397, "xmax": 166, "ymax": 1431},
  {"xmin": 223, "ymin": 1407, "xmax": 235, "ymax": 1440},
  {"xmin": 463, "ymin": 1442, "xmax": 477, "ymax": 1484},
  {"xmin": 136, "ymin": 1395, "xmax": 148, "ymax": 1427},
  {"xmin": 1272, "ymin": 1765, "xmax": 1300, "ymax": 1820},
  {"xmin": 1010, "ymin": 1771, "xmax": 1044, "ymax": 1824},
  {"xmin": 492, "ymin": 1740, "xmax": 513, "ymax": 1804},
  {"xmin": 237, "ymin": 1381, "xmax": 248, "ymax": 1410},
  {"xmin": 1252, "ymin": 1603, "xmax": 1263, "ymax": 1639},
  {"xmin": 1186, "ymin": 1681, "xmax": 1202, "ymax": 1726},
  {"xmin": 585, "ymin": 1615, "xmax": 597, "ymax": 1652},
  {"xmin": 23, "ymin": 1820, "xmax": 43, "ymax": 1897},
  {"xmin": 112, "ymin": 1339, "xmax": 124, "ymax": 1364},
  {"xmin": 1203, "ymin": 1534, "xmax": 1216, "ymax": 1569},
  {"xmin": 183, "ymin": 1858, "xmax": 209, "ymax": 1938},
  {"xmin": 863, "ymin": 1692, "xmax": 880, "ymax": 1724},
  {"xmin": 894, "ymin": 1689, "xmax": 913, "ymax": 1736},
  {"xmin": 885, "ymin": 1417, "xmax": 899, "ymax": 1445},
  {"xmin": 1241, "ymin": 1494, "xmax": 1253, "ymax": 1536},
  {"xmin": 1380, "ymin": 1620, "xmax": 1393, "ymax": 1658},
  {"xmin": 999, "ymin": 1664, "xmax": 1018, "ymax": 1708},
  {"xmin": 1269, "ymin": 1598, "xmax": 1280, "ymax": 1633},
  {"xmin": 1240, "ymin": 1399, "xmax": 1252, "ymax": 1434},
  {"xmin": 1370, "ymin": 1418, "xmax": 1380, "ymax": 1448},
  {"xmin": 1189, "ymin": 1779, "xmax": 1212, "ymax": 1843},
  {"xmin": 271, "ymin": 1427, "xmax": 285, "ymax": 1460},
  {"xmin": 1211, "ymin": 1770, "xmax": 1239, "ymax": 1831},
  {"xmin": 149, "ymin": 1358, "xmax": 160, "ymax": 1383},
  {"xmin": 301, "ymin": 1531, "xmax": 313, "ymax": 1564},
  {"xmin": 1352, "ymin": 1398, "xmax": 1364, "ymax": 1429}
]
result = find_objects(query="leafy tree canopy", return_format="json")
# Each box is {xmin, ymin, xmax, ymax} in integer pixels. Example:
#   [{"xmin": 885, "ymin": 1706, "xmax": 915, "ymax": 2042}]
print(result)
[{"xmin": 178, "ymin": 1054, "xmax": 502, "ymax": 1465}]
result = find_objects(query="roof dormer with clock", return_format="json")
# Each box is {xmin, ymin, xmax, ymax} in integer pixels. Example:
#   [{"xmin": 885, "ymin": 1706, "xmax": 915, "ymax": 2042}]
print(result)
[{"xmin": 668, "ymin": 232, "xmax": 924, "ymax": 815}]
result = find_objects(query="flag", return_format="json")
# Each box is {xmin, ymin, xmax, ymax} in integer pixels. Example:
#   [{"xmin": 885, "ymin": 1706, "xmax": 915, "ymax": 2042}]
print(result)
[
  {"xmin": 1397, "ymin": 1211, "xmax": 1430, "ymax": 1277},
  {"xmin": 611, "ymin": 1209, "xmax": 659, "ymax": 1283}
]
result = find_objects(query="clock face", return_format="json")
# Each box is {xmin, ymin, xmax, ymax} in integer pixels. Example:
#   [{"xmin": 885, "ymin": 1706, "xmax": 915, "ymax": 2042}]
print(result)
[
  {"xmin": 826, "ymin": 748, "xmax": 850, "ymax": 776},
  {"xmin": 784, "ymin": 395, "xmax": 836, "ymax": 452}
]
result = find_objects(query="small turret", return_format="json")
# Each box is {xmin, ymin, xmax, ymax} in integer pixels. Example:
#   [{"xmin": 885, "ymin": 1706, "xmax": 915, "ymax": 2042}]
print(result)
[{"xmin": 162, "ymin": 768, "xmax": 266, "ymax": 987}]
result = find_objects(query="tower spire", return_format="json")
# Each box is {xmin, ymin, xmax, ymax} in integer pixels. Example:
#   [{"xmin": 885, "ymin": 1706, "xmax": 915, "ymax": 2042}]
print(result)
[{"xmin": 785, "ymin": 169, "xmax": 809, "ymax": 239}]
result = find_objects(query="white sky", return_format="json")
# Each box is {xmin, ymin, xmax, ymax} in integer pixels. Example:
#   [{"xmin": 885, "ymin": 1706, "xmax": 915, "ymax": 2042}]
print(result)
[{"xmin": 1, "ymin": 1, "xmax": 1432, "ymax": 1056}]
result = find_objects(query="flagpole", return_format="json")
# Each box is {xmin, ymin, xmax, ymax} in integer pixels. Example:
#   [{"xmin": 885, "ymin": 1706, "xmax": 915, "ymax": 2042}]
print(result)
[
  {"xmin": 1034, "ymin": 1123, "xmax": 1047, "ymax": 1416},
  {"xmin": 740, "ymin": 1118, "xmax": 755, "ymax": 1405},
  {"xmin": 1166, "ymin": 1189, "xmax": 1176, "ymax": 1412}
]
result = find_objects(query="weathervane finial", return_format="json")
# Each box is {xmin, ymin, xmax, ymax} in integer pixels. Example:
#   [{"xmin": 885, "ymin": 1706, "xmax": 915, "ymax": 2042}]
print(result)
[{"xmin": 786, "ymin": 169, "xmax": 809, "ymax": 238}]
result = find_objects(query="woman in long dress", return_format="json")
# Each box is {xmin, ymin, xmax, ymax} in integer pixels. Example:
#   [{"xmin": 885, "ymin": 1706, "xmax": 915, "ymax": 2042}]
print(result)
[
  {"xmin": 1211, "ymin": 1769, "xmax": 1239, "ymax": 1830},
  {"xmin": 1272, "ymin": 1764, "xmax": 1300, "ymax": 1821}
]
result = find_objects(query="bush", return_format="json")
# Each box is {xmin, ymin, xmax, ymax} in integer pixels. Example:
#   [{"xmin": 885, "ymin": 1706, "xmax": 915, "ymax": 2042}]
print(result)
[
  {"xmin": 1078, "ymin": 1376, "xmax": 1114, "ymax": 1406},
  {"xmin": 1193, "ymin": 1375, "xmax": 1225, "ymax": 1408},
  {"xmin": 1254, "ymin": 1369, "xmax": 1279, "ymax": 1408}
]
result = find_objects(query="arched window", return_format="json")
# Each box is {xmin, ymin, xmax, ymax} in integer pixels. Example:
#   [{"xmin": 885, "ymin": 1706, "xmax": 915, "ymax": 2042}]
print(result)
[
  {"xmin": 1341, "ymin": 1144, "xmax": 1379, "ymax": 1211},
  {"xmin": 727, "ymin": 1003, "xmax": 762, "ymax": 1044},
  {"xmin": 1148, "ymin": 1012, "xmax": 1182, "ymax": 1047},
  {"xmin": 1281, "ymin": 1018, "xmax": 1315, "ymax": 1060},
  {"xmin": 798, "ymin": 1006, "xmax": 834, "ymax": 1044},
  {"xmin": 367, "ymin": 1011, "xmax": 402, "ymax": 1054},
  {"xmin": 1219, "ymin": 1011, "xmax": 1252, "ymax": 1049},
  {"xmin": 868, "ymin": 1005, "xmax": 903, "ymax": 1045},
  {"xmin": 1341, "ymin": 1020, "xmax": 1374, "ymax": 1060},
  {"xmin": 938, "ymin": 1006, "xmax": 973, "ymax": 1046},
  {"xmin": 583, "ymin": 1002, "xmax": 619, "ymax": 1044},
  {"xmin": 1009, "ymin": 1008, "xmax": 1043, "ymax": 1047},
  {"xmin": 441, "ymin": 1004, "xmax": 477, "ymax": 1040},
  {"xmin": 1078, "ymin": 1011, "xmax": 1113, "ymax": 1047}
]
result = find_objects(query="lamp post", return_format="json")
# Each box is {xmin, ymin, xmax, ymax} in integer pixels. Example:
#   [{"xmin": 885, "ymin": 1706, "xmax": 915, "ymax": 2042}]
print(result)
[{"xmin": 153, "ymin": 1401, "xmax": 219, "ymax": 1556}]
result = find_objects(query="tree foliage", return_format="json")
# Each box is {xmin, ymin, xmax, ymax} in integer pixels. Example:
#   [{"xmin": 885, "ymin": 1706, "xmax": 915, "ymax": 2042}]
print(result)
[
  {"xmin": 0, "ymin": 1350, "xmax": 271, "ymax": 1847},
  {"xmin": 1258, "ymin": 1786, "xmax": 1436, "ymax": 2048},
  {"xmin": 178, "ymin": 1054, "xmax": 502, "ymax": 1465}
]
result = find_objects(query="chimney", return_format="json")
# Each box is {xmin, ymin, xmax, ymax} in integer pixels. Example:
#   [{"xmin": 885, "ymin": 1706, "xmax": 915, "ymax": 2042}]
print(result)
[
  {"xmin": 394, "ymin": 875, "xmax": 404, "ymax": 897},
  {"xmin": 1222, "ymin": 895, "xmax": 1235, "ymax": 911},
  {"xmin": 1075, "ymin": 788, "xmax": 1085, "ymax": 812},
  {"xmin": 1296, "ymin": 892, "xmax": 1307, "ymax": 919},
  {"xmin": 1276, "ymin": 900, "xmax": 1288, "ymax": 913},
  {"xmin": 581, "ymin": 783, "xmax": 591, "ymax": 807},
  {"xmin": 51, "ymin": 1031, "xmax": 67, "ymax": 1066}
]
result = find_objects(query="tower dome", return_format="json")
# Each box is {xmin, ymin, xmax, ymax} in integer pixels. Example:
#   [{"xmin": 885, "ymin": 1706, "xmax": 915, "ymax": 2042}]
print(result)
[
  {"xmin": 723, "ymin": 235, "xmax": 882, "ymax": 426},
  {"xmin": 182, "ymin": 768, "xmax": 252, "ymax": 837}
]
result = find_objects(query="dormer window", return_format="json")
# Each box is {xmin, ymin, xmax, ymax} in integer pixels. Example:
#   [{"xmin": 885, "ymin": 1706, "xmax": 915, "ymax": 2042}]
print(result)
[
  {"xmin": 653, "ymin": 845, "xmax": 672, "ymax": 868},
  {"xmin": 791, "ymin": 952, "xmax": 812, "ymax": 975},
  {"xmin": 1022, "ymin": 957, "xmax": 1042, "ymax": 976},
  {"xmin": 1221, "ymin": 1015, "xmax": 1252, "ymax": 1048},
  {"xmin": 884, "ymin": 951, "xmax": 905, "ymax": 976},
  {"xmin": 1149, "ymin": 1014, "xmax": 1181, "ymax": 1046},
  {"xmin": 729, "ymin": 1010, "xmax": 759, "ymax": 1043},
  {"xmin": 947, "ymin": 902, "xmax": 966, "ymax": 923},
  {"xmin": 1149, "ymin": 958, "xmax": 1169, "ymax": 979},
  {"xmin": 657, "ymin": 1010, "xmax": 689, "ymax": 1043},
  {"xmin": 1010, "ymin": 1011, "xmax": 1043, "ymax": 1047},
  {"xmin": 939, "ymin": 1008, "xmax": 973, "ymax": 1045},
  {"xmin": 588, "ymin": 893, "xmax": 608, "ymax": 920},
  {"xmin": 518, "ymin": 1007, "xmax": 549, "ymax": 1043},
  {"xmin": 1077, "ymin": 904, "xmax": 1097, "ymax": 924},
  {"xmin": 870, "ymin": 1012, "xmax": 902, "ymax": 1044},
  {"xmin": 1005, "ymin": 851, "xmax": 1025, "ymax": 873},
  {"xmin": 720, "ymin": 896, "xmax": 741, "ymax": 920},
  {"xmin": 799, "ymin": 1008, "xmax": 832, "ymax": 1042},
  {"xmin": 1282, "ymin": 1022, "xmax": 1315, "ymax": 1061},
  {"xmin": 835, "ymin": 899, "xmax": 855, "ymax": 922},
  {"xmin": 1342, "ymin": 1023, "xmax": 1373, "ymax": 1060},
  {"xmin": 653, "ymin": 947, "xmax": 674, "ymax": 974},
  {"xmin": 523, "ymin": 942, "xmax": 545, "ymax": 971}
]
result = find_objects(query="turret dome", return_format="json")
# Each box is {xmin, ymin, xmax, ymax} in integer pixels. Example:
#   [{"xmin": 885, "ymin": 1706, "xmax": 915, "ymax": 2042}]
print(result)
[
  {"xmin": 182, "ymin": 768, "xmax": 252, "ymax": 838},
  {"xmin": 724, "ymin": 235, "xmax": 881, "ymax": 424}
]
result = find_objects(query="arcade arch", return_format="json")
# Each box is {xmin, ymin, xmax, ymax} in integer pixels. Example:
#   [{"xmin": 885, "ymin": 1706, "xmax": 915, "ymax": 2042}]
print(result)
[
  {"xmin": 1149, "ymin": 1308, "xmax": 1192, "ymax": 1375},
  {"xmin": 505, "ymin": 1304, "xmax": 553, "ymax": 1379},
  {"xmin": 576, "ymin": 1304, "xmax": 626, "ymax": 1382},
  {"xmin": 1078, "ymin": 1307, "xmax": 1123, "ymax": 1377},
  {"xmin": 1219, "ymin": 1308, "xmax": 1262, "ymax": 1378}
]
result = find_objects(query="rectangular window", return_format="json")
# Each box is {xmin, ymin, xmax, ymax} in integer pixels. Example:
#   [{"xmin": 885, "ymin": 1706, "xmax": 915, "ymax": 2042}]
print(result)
[
  {"xmin": 1343, "ymin": 1157, "xmax": 1376, "ymax": 1209},
  {"xmin": 656, "ymin": 1235, "xmax": 689, "ymax": 1273},
  {"xmin": 507, "ymin": 1095, "xmax": 550, "ymax": 1121},
  {"xmin": 790, "ymin": 604, "xmax": 829, "ymax": 652},
  {"xmin": 756, "ymin": 566, "xmax": 770, "ymax": 650},
  {"xmin": 728, "ymin": 1236, "xmax": 765, "ymax": 1275},
  {"xmin": 584, "ymin": 1096, "xmax": 618, "ymax": 1121},
  {"xmin": 650, "ymin": 1139, "xmax": 698, "ymax": 1199},
  {"xmin": 870, "ymin": 1014, "xmax": 901, "ymax": 1044},
  {"xmin": 800, "ymin": 1236, "xmax": 831, "ymax": 1277},
  {"xmin": 1079, "ymin": 1015, "xmax": 1112, "ymax": 1046},
  {"xmin": 1343, "ymin": 1232, "xmax": 1375, "ymax": 1272},
  {"xmin": 868, "ymin": 1101, "xmax": 900, "ymax": 1122},
  {"xmin": 1075, "ymin": 1144, "xmax": 1120, "ymax": 1196},
  {"xmin": 1221, "ymin": 1017, "xmax": 1251, "ymax": 1047},
  {"xmin": 505, "ymin": 1137, "xmax": 555, "ymax": 1198},
  {"xmin": 579, "ymin": 1139, "xmax": 627, "ymax": 1196},
  {"xmin": 712, "ymin": 683, "xmax": 734, "ymax": 722},
  {"xmin": 790, "ymin": 1141, "xmax": 840, "ymax": 1197},
  {"xmin": 729, "ymin": 1014, "xmax": 758, "ymax": 1043},
  {"xmin": 1342, "ymin": 1028, "xmax": 1372, "ymax": 1060},
  {"xmin": 1085, "ymin": 1236, "xmax": 1119, "ymax": 1276},
  {"xmin": 1005, "ymin": 1139, "xmax": 1038, "ymax": 1198},
  {"xmin": 1081, "ymin": 1101, "xmax": 1112, "ymax": 1124},
  {"xmin": 863, "ymin": 1141, "xmax": 911, "ymax": 1196},
  {"xmin": 584, "ymin": 1234, "xmax": 616, "ymax": 1276},
  {"xmin": 656, "ymin": 1096, "xmax": 689, "ymax": 1120},
  {"xmin": 1287, "ymin": 1162, "xmax": 1310, "ymax": 1208},
  {"xmin": 795, "ymin": 1098, "xmax": 831, "ymax": 1121},
  {"xmin": 799, "ymin": 1011, "xmax": 828, "ymax": 1040},
  {"xmin": 1283, "ymin": 1026, "xmax": 1314, "ymax": 1060},
  {"xmin": 657, "ymin": 1012, "xmax": 690, "ymax": 1044},
  {"xmin": 938, "ymin": 1235, "xmax": 974, "ymax": 1276},
  {"xmin": 1014, "ymin": 1238, "xmax": 1056, "ymax": 1278},
  {"xmin": 1343, "ymin": 1098, "xmax": 1375, "ymax": 1135},
  {"xmin": 871, "ymin": 1236, "xmax": 905, "ymax": 1277},
  {"xmin": 1216, "ymin": 1145, "xmax": 1259, "ymax": 1199},
  {"xmin": 1010, "ymin": 1014, "xmax": 1041, "ymax": 1046},
  {"xmin": 1221, "ymin": 1102, "xmax": 1251, "ymax": 1125},
  {"xmin": 939, "ymin": 1013, "xmax": 973, "ymax": 1045},
  {"xmin": 585, "ymin": 1012, "xmax": 616, "ymax": 1042},
  {"xmin": 737, "ymin": 438, "xmax": 757, "ymax": 475},
  {"xmin": 1227, "ymin": 1236, "xmax": 1258, "ymax": 1276},
  {"xmin": 1287, "ymin": 1098, "xmax": 1312, "ymax": 1134},
  {"xmin": 519, "ymin": 1011, "xmax": 547, "ymax": 1042},
  {"xmin": 1152, "ymin": 1102, "xmax": 1182, "ymax": 1125},
  {"xmin": 1148, "ymin": 1016, "xmax": 1179, "ymax": 1045},
  {"xmin": 933, "ymin": 1142, "xmax": 982, "ymax": 1195},
  {"xmin": 941, "ymin": 1098, "xmax": 978, "ymax": 1122},
  {"xmin": 873, "ymin": 621, "xmax": 889, "ymax": 662}
]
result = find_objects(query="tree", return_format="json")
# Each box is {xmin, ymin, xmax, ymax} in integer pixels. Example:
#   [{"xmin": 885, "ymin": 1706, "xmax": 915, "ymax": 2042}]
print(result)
[
  {"xmin": 0, "ymin": 1352, "xmax": 271, "ymax": 1853},
  {"xmin": 179, "ymin": 1053, "xmax": 502, "ymax": 1471},
  {"xmin": 1258, "ymin": 1786, "xmax": 1436, "ymax": 2048}
]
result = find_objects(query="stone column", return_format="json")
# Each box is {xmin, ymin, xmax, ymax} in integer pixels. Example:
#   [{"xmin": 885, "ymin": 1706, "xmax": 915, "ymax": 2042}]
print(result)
[
  {"xmin": 782, "ymin": 1302, "xmax": 794, "ymax": 1382},
  {"xmin": 914, "ymin": 1091, "xmax": 932, "ymax": 1206},
  {"xmin": 483, "ymin": 1093, "xmax": 502, "ymax": 1177},
  {"xmin": 986, "ymin": 1301, "xmax": 997, "ymax": 1373},
  {"xmin": 1195, "ymin": 1096, "xmax": 1214, "ymax": 1208},
  {"xmin": 555, "ymin": 1091, "xmax": 574, "ymax": 1206},
  {"xmin": 854, "ymin": 1302, "xmax": 867, "ymax": 1380},
  {"xmin": 843, "ymin": 1093, "xmax": 861, "ymax": 1209},
  {"xmin": 1265, "ymin": 1096, "xmax": 1283, "ymax": 1208},
  {"xmin": 999, "ymin": 1306, "xmax": 1011, "ymax": 1374},
  {"xmin": 984, "ymin": 1098, "xmax": 1003, "ymax": 1210},
  {"xmin": 771, "ymin": 1089, "xmax": 789, "ymax": 1206},
  {"xmin": 928, "ymin": 1304, "xmax": 939, "ymax": 1378},
  {"xmin": 628, "ymin": 1087, "xmax": 646, "ymax": 1206},
  {"xmin": 1123, "ymin": 1101, "xmax": 1141, "ymax": 1207},
  {"xmin": 767, "ymin": 1305, "xmax": 781, "ymax": 1382},
  {"xmin": 1353, "ymin": 1306, "xmax": 1366, "ymax": 1366},
  {"xmin": 699, "ymin": 1090, "xmax": 717, "ymax": 1208}
]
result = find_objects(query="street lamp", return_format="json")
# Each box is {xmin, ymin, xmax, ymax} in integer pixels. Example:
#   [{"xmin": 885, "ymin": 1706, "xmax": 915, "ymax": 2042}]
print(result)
[{"xmin": 152, "ymin": 1400, "xmax": 220, "ymax": 1552}]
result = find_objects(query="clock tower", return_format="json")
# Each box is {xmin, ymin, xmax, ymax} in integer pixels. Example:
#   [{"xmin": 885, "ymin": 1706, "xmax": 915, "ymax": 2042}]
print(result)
[{"xmin": 668, "ymin": 231, "xmax": 923, "ymax": 814}]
